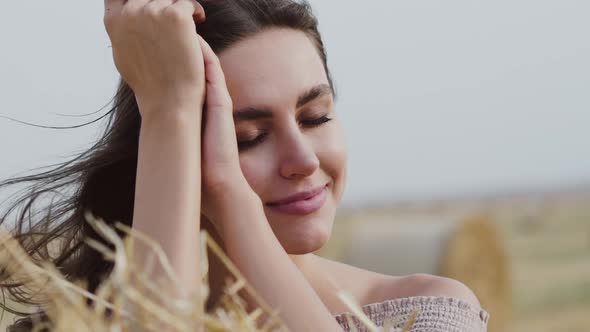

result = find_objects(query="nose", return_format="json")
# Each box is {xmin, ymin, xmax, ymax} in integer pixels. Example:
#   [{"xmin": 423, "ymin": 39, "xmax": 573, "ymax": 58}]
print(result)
[{"xmin": 279, "ymin": 130, "xmax": 320, "ymax": 179}]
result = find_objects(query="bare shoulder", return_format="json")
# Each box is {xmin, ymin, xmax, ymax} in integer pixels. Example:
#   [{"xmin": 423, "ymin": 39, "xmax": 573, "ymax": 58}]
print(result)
[
  {"xmin": 313, "ymin": 256, "xmax": 481, "ymax": 310},
  {"xmin": 375, "ymin": 273, "xmax": 482, "ymax": 309}
]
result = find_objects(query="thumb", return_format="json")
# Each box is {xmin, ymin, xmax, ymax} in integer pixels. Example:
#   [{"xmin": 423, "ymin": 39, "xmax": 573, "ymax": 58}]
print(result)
[{"xmin": 171, "ymin": 0, "xmax": 206, "ymax": 22}]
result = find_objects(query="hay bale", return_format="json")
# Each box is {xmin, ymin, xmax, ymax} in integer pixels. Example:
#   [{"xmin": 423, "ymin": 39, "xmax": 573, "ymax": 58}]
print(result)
[
  {"xmin": 319, "ymin": 214, "xmax": 511, "ymax": 332},
  {"xmin": 439, "ymin": 215, "xmax": 512, "ymax": 332}
]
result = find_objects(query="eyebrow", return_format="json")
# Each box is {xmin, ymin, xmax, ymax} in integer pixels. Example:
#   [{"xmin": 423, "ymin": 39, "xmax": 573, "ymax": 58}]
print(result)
[{"xmin": 233, "ymin": 83, "xmax": 332, "ymax": 122}]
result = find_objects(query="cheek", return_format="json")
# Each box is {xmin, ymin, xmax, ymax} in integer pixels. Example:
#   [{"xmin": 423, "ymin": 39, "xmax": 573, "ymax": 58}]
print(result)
[{"xmin": 317, "ymin": 124, "xmax": 348, "ymax": 187}]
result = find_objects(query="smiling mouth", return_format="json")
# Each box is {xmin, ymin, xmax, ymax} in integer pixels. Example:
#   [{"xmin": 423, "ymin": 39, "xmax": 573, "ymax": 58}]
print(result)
[
  {"xmin": 265, "ymin": 184, "xmax": 329, "ymax": 215},
  {"xmin": 266, "ymin": 183, "xmax": 329, "ymax": 206}
]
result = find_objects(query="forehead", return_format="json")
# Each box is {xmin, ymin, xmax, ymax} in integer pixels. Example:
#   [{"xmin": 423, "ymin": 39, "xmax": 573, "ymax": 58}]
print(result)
[{"xmin": 218, "ymin": 28, "xmax": 329, "ymax": 110}]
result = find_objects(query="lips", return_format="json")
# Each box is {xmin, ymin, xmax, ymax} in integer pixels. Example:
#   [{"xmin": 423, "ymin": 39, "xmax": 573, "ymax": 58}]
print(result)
[
  {"xmin": 267, "ymin": 183, "xmax": 328, "ymax": 206},
  {"xmin": 266, "ymin": 184, "xmax": 328, "ymax": 215}
]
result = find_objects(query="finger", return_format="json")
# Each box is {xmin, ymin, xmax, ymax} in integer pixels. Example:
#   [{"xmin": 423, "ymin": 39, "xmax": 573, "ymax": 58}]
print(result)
[
  {"xmin": 125, "ymin": 0, "xmax": 150, "ymax": 7},
  {"xmin": 198, "ymin": 34, "xmax": 232, "ymax": 111},
  {"xmin": 144, "ymin": 0, "xmax": 175, "ymax": 12},
  {"xmin": 104, "ymin": 0, "xmax": 126, "ymax": 33},
  {"xmin": 104, "ymin": 0, "xmax": 124, "ymax": 15},
  {"xmin": 123, "ymin": 0, "xmax": 151, "ymax": 12},
  {"xmin": 168, "ymin": 0, "xmax": 206, "ymax": 23},
  {"xmin": 198, "ymin": 34, "xmax": 239, "ymax": 159},
  {"xmin": 125, "ymin": 0, "xmax": 149, "ymax": 4}
]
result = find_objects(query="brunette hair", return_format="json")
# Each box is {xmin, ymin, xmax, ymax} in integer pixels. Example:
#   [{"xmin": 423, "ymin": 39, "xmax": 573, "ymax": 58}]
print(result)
[{"xmin": 0, "ymin": 0, "xmax": 336, "ymax": 330}]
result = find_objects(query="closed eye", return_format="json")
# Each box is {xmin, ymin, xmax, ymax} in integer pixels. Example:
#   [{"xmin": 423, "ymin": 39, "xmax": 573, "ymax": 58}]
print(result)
[
  {"xmin": 237, "ymin": 115, "xmax": 333, "ymax": 150},
  {"xmin": 301, "ymin": 115, "xmax": 332, "ymax": 127},
  {"xmin": 237, "ymin": 132, "xmax": 268, "ymax": 150}
]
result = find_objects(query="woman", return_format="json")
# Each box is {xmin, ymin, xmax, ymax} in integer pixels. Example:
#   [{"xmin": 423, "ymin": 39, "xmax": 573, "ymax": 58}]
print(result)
[{"xmin": 1, "ymin": 0, "xmax": 489, "ymax": 330}]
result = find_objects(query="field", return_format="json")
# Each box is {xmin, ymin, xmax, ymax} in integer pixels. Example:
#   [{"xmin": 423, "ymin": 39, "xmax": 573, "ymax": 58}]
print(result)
[
  {"xmin": 495, "ymin": 194, "xmax": 590, "ymax": 332},
  {"xmin": 1, "ymin": 188, "xmax": 589, "ymax": 331},
  {"xmin": 325, "ymin": 188, "xmax": 590, "ymax": 332}
]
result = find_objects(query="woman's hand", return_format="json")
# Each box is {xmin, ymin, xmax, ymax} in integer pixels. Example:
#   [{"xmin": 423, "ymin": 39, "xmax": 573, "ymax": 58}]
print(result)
[
  {"xmin": 103, "ymin": 0, "xmax": 207, "ymax": 116},
  {"xmin": 197, "ymin": 35, "xmax": 259, "ymax": 233}
]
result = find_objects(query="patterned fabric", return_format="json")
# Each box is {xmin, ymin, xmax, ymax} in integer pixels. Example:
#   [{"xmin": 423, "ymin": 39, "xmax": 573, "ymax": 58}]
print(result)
[{"xmin": 334, "ymin": 296, "xmax": 489, "ymax": 332}]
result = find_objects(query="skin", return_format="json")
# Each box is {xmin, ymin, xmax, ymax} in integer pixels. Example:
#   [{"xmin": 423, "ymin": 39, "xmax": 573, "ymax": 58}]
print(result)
[
  {"xmin": 220, "ymin": 28, "xmax": 347, "ymax": 255},
  {"xmin": 106, "ymin": 1, "xmax": 354, "ymax": 328},
  {"xmin": 104, "ymin": 1, "xmax": 482, "ymax": 328},
  {"xmin": 202, "ymin": 27, "xmax": 483, "ymax": 316},
  {"xmin": 202, "ymin": 26, "xmax": 351, "ymax": 312}
]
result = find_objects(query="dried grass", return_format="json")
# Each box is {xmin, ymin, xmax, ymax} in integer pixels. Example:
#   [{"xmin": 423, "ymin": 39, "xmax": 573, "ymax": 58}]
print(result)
[{"xmin": 0, "ymin": 210, "xmax": 415, "ymax": 332}]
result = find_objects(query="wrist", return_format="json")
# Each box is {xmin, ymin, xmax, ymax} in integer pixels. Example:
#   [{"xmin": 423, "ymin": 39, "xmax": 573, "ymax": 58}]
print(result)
[
  {"xmin": 136, "ymin": 93, "xmax": 204, "ymax": 121},
  {"xmin": 212, "ymin": 185, "xmax": 263, "ymax": 230},
  {"xmin": 140, "ymin": 109, "xmax": 202, "ymax": 132}
]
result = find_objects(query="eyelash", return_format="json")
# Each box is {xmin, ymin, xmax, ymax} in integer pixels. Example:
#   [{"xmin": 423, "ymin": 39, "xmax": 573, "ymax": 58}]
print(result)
[{"xmin": 237, "ymin": 115, "xmax": 333, "ymax": 150}]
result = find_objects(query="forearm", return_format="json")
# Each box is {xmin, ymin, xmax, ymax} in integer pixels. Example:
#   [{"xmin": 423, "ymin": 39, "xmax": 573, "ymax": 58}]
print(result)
[
  {"xmin": 132, "ymin": 109, "xmax": 202, "ymax": 298},
  {"xmin": 218, "ymin": 190, "xmax": 343, "ymax": 331}
]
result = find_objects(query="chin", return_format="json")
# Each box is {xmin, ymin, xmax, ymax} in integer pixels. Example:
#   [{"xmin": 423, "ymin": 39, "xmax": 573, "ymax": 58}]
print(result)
[
  {"xmin": 282, "ymin": 237, "xmax": 327, "ymax": 255},
  {"xmin": 264, "ymin": 193, "xmax": 338, "ymax": 255},
  {"xmin": 273, "ymin": 217, "xmax": 334, "ymax": 255}
]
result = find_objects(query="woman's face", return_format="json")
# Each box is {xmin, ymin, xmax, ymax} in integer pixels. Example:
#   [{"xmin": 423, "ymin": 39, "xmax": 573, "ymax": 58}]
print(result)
[{"xmin": 218, "ymin": 28, "xmax": 348, "ymax": 255}]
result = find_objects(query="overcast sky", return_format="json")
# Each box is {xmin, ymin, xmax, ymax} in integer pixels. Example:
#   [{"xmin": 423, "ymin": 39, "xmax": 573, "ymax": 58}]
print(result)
[{"xmin": 1, "ymin": 1, "xmax": 589, "ymax": 208}]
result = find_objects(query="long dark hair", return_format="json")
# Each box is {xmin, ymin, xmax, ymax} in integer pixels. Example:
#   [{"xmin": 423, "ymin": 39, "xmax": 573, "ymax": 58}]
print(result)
[{"xmin": 0, "ymin": 0, "xmax": 336, "ymax": 330}]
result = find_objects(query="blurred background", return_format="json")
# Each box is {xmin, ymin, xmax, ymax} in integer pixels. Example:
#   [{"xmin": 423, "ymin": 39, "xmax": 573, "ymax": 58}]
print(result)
[{"xmin": 1, "ymin": 1, "xmax": 589, "ymax": 331}]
